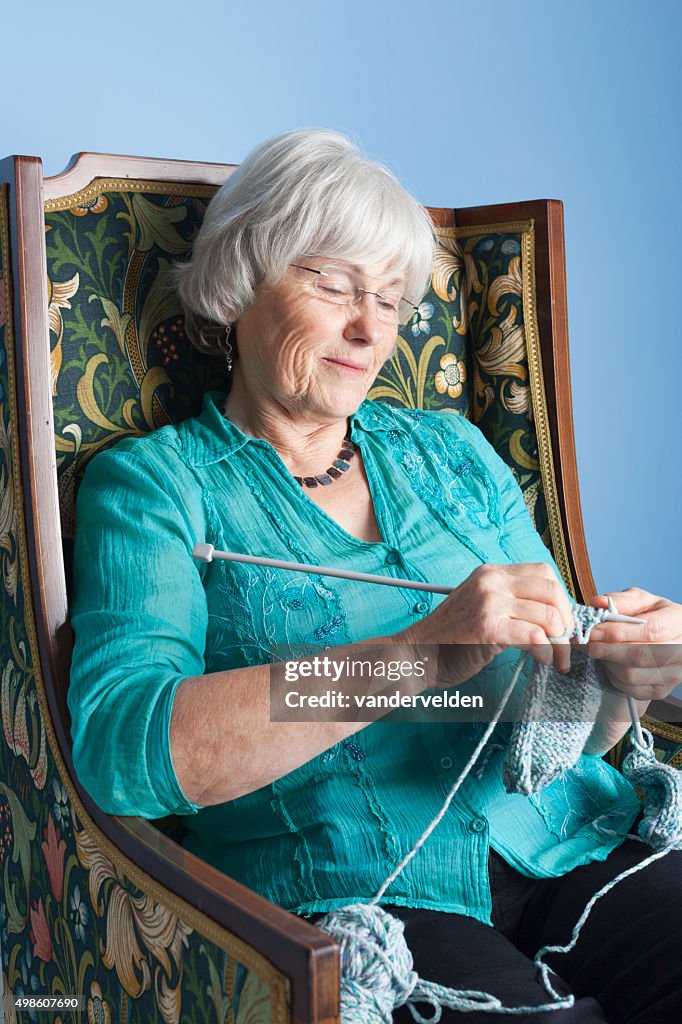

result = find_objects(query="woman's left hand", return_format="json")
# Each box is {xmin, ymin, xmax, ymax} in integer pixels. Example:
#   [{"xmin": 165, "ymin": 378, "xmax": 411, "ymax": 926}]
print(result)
[{"xmin": 584, "ymin": 587, "xmax": 682, "ymax": 702}]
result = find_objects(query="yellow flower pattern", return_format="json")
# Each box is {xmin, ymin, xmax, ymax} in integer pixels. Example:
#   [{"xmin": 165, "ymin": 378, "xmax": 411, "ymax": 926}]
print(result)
[
  {"xmin": 434, "ymin": 352, "xmax": 468, "ymax": 399},
  {"xmin": 87, "ymin": 981, "xmax": 112, "ymax": 1024},
  {"xmin": 71, "ymin": 195, "xmax": 109, "ymax": 217}
]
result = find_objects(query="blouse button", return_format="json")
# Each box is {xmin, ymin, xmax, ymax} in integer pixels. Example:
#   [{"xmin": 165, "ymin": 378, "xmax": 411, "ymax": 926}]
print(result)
[
  {"xmin": 440, "ymin": 756, "xmax": 453, "ymax": 770},
  {"xmin": 413, "ymin": 601, "xmax": 430, "ymax": 615},
  {"xmin": 385, "ymin": 551, "xmax": 400, "ymax": 565},
  {"xmin": 469, "ymin": 817, "xmax": 487, "ymax": 834}
]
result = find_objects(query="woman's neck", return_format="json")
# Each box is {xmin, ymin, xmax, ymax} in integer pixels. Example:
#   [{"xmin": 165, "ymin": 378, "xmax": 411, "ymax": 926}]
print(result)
[{"xmin": 222, "ymin": 375, "xmax": 352, "ymax": 476}]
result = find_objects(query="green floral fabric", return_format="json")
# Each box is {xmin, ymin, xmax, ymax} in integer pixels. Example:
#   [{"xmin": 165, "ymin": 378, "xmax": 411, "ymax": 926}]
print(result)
[
  {"xmin": 45, "ymin": 187, "xmax": 230, "ymax": 596},
  {"xmin": 1, "ymin": 189, "xmax": 281, "ymax": 1024}
]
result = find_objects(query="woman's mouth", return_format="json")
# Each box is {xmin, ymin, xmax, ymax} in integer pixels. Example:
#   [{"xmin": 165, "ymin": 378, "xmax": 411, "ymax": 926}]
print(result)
[{"xmin": 324, "ymin": 357, "xmax": 368, "ymax": 375}]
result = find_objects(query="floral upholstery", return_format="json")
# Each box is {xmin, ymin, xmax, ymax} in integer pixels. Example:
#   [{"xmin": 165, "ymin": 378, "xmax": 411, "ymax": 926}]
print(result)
[
  {"xmin": 1, "ymin": 187, "xmax": 285, "ymax": 1024},
  {"xmin": 45, "ymin": 184, "xmax": 231, "ymax": 597}
]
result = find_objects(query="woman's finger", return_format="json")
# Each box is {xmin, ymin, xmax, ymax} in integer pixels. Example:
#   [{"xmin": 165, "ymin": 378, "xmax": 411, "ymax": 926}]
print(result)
[
  {"xmin": 590, "ymin": 665, "xmax": 680, "ymax": 702},
  {"xmin": 588, "ymin": 639, "xmax": 682, "ymax": 669},
  {"xmin": 499, "ymin": 620, "xmax": 559, "ymax": 668},
  {"xmin": 502, "ymin": 574, "xmax": 573, "ymax": 620},
  {"xmin": 586, "ymin": 604, "xmax": 682, "ymax": 644},
  {"xmin": 588, "ymin": 588, "xmax": 662, "ymax": 617},
  {"xmin": 504, "ymin": 598, "xmax": 568, "ymax": 637}
]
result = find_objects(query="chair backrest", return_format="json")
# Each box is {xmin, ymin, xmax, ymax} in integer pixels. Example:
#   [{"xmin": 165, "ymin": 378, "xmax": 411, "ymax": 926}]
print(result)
[{"xmin": 1, "ymin": 154, "xmax": 333, "ymax": 1024}]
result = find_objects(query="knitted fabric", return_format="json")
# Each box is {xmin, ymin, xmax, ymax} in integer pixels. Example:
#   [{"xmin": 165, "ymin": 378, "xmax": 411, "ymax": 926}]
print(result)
[
  {"xmin": 503, "ymin": 652, "xmax": 603, "ymax": 795},
  {"xmin": 621, "ymin": 731, "xmax": 682, "ymax": 851},
  {"xmin": 503, "ymin": 603, "xmax": 682, "ymax": 851}
]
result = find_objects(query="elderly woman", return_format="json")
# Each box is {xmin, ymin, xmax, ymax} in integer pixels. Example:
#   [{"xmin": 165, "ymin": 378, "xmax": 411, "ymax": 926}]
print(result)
[{"xmin": 68, "ymin": 129, "xmax": 682, "ymax": 1022}]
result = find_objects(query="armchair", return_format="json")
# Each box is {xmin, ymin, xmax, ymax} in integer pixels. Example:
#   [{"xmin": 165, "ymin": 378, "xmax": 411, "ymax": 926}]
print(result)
[{"xmin": 0, "ymin": 150, "xmax": 679, "ymax": 1023}]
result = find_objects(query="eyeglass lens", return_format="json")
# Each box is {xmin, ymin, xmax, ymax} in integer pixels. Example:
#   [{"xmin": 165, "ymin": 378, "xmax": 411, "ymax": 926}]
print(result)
[{"xmin": 313, "ymin": 267, "xmax": 413, "ymax": 323}]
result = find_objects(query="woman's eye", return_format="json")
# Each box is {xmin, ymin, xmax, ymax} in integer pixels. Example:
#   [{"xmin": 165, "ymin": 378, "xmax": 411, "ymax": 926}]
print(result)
[{"xmin": 319, "ymin": 279, "xmax": 352, "ymax": 298}]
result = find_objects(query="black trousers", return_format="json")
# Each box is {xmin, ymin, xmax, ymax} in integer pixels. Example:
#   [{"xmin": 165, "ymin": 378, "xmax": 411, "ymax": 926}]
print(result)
[
  {"xmin": 312, "ymin": 839, "xmax": 682, "ymax": 1023},
  {"xmin": 387, "ymin": 841, "xmax": 682, "ymax": 1023}
]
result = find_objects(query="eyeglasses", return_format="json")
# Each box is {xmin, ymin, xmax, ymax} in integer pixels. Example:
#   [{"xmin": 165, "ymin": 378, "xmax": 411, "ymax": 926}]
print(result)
[{"xmin": 291, "ymin": 264, "xmax": 419, "ymax": 325}]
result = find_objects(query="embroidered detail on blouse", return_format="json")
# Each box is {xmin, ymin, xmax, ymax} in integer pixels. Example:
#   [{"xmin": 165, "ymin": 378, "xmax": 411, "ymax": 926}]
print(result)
[
  {"xmin": 319, "ymin": 738, "xmax": 368, "ymax": 768},
  {"xmin": 383, "ymin": 430, "xmax": 490, "ymax": 563},
  {"xmin": 201, "ymin": 465, "xmax": 354, "ymax": 662},
  {"xmin": 360, "ymin": 404, "xmax": 504, "ymax": 568},
  {"xmin": 432, "ymin": 418, "xmax": 501, "ymax": 529},
  {"xmin": 311, "ymin": 614, "xmax": 347, "ymax": 643},
  {"xmin": 343, "ymin": 739, "xmax": 367, "ymax": 762}
]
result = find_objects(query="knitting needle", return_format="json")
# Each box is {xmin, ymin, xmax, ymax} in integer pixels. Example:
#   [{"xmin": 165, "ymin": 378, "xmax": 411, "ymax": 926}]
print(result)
[
  {"xmin": 193, "ymin": 543, "xmax": 649, "ymax": 741},
  {"xmin": 606, "ymin": 595, "xmax": 646, "ymax": 626},
  {"xmin": 192, "ymin": 544, "xmax": 645, "ymax": 627},
  {"xmin": 192, "ymin": 543, "xmax": 453, "ymax": 594}
]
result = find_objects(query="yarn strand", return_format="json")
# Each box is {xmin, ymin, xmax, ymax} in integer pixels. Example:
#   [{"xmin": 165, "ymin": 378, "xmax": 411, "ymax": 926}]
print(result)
[{"xmin": 372, "ymin": 656, "xmax": 527, "ymax": 905}]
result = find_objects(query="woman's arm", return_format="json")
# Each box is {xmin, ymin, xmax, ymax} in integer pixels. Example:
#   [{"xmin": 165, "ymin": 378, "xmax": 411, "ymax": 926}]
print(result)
[
  {"xmin": 172, "ymin": 558, "xmax": 578, "ymax": 806},
  {"xmin": 69, "ymin": 441, "xmax": 417, "ymax": 814},
  {"xmin": 170, "ymin": 638, "xmax": 396, "ymax": 806}
]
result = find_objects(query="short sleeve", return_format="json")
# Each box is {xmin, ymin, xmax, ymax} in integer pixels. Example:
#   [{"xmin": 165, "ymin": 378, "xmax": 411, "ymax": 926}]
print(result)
[
  {"xmin": 433, "ymin": 412, "xmax": 570, "ymax": 597},
  {"xmin": 68, "ymin": 442, "xmax": 208, "ymax": 818}
]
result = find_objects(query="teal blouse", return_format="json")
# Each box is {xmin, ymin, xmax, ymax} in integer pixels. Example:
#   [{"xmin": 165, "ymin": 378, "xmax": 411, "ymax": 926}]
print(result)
[{"xmin": 68, "ymin": 392, "xmax": 641, "ymax": 923}]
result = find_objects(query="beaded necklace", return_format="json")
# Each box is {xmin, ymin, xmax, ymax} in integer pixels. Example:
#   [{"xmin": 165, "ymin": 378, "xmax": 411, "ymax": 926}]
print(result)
[{"xmin": 293, "ymin": 434, "xmax": 359, "ymax": 488}]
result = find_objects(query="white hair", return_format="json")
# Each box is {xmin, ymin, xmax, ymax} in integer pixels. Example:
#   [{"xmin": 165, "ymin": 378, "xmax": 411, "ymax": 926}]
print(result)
[{"xmin": 175, "ymin": 128, "xmax": 436, "ymax": 355}]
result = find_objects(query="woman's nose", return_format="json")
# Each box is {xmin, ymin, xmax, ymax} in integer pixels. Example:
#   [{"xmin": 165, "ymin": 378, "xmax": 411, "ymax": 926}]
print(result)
[{"xmin": 343, "ymin": 294, "xmax": 387, "ymax": 346}]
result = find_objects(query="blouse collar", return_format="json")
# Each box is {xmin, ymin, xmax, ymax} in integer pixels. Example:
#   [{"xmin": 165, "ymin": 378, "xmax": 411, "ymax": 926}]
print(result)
[{"xmin": 176, "ymin": 390, "xmax": 385, "ymax": 468}]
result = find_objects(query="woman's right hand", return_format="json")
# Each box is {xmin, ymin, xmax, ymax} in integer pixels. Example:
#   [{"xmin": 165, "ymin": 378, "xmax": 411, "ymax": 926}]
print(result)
[{"xmin": 396, "ymin": 562, "xmax": 574, "ymax": 686}]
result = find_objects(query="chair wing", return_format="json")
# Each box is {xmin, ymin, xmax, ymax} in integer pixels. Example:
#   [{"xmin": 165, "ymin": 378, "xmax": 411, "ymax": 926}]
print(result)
[{"xmin": 1, "ymin": 150, "xmax": 679, "ymax": 1023}]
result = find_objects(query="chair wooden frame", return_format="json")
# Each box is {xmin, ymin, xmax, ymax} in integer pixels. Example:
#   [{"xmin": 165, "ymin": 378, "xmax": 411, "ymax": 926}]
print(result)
[{"xmin": 2, "ymin": 149, "xmax": 678, "ymax": 1024}]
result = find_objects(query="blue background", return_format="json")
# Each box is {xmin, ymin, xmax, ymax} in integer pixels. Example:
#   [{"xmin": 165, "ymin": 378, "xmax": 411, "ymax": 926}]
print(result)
[{"xmin": 3, "ymin": 0, "xmax": 681, "ymax": 604}]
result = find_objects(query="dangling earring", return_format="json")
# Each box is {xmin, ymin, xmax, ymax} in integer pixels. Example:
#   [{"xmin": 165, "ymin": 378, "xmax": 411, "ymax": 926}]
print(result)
[{"xmin": 224, "ymin": 324, "xmax": 233, "ymax": 374}]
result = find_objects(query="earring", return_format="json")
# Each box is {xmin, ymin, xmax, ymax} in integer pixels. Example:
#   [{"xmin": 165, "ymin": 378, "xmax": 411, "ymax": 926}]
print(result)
[{"xmin": 224, "ymin": 324, "xmax": 233, "ymax": 374}]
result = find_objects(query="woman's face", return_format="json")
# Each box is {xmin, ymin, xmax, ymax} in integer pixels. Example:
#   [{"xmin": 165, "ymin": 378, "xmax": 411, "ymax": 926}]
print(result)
[{"xmin": 232, "ymin": 258, "xmax": 404, "ymax": 424}]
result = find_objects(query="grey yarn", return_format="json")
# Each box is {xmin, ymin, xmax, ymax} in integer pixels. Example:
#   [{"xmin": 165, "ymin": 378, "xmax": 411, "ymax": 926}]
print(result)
[
  {"xmin": 621, "ymin": 730, "xmax": 682, "ymax": 851},
  {"xmin": 503, "ymin": 651, "xmax": 602, "ymax": 795},
  {"xmin": 320, "ymin": 903, "xmax": 575, "ymax": 1023},
  {"xmin": 316, "ymin": 601, "xmax": 682, "ymax": 1021}
]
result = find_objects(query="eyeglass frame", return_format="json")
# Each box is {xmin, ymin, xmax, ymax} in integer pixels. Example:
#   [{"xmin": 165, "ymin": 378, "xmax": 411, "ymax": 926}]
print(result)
[{"xmin": 290, "ymin": 263, "xmax": 420, "ymax": 324}]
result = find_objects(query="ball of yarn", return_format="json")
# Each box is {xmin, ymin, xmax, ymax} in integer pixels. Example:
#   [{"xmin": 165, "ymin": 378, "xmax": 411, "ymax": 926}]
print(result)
[{"xmin": 316, "ymin": 903, "xmax": 418, "ymax": 1024}]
